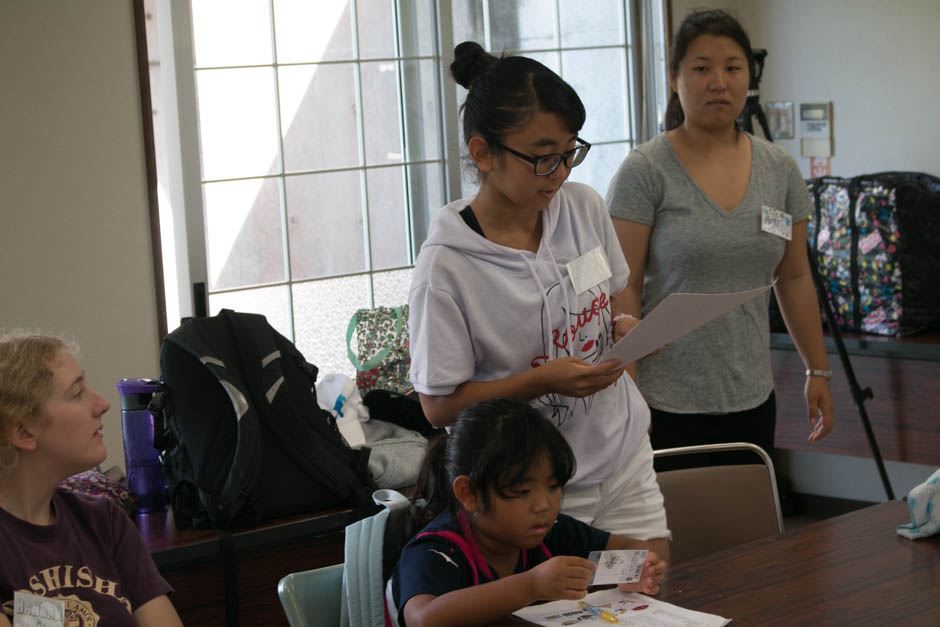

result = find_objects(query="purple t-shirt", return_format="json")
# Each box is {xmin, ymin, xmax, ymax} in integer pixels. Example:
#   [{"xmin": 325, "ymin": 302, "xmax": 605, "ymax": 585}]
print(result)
[{"xmin": 0, "ymin": 488, "xmax": 172, "ymax": 626}]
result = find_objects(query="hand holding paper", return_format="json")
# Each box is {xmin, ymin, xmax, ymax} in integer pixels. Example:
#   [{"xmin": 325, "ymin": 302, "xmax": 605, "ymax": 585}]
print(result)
[{"xmin": 606, "ymin": 282, "xmax": 776, "ymax": 366}]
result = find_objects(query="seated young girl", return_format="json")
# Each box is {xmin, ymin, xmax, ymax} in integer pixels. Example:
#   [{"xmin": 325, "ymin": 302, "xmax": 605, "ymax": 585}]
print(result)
[
  {"xmin": 388, "ymin": 398, "xmax": 665, "ymax": 627},
  {"xmin": 0, "ymin": 331, "xmax": 182, "ymax": 627}
]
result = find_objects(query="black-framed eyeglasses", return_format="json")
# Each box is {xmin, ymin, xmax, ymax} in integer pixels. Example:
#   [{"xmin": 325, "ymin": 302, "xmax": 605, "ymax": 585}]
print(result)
[{"xmin": 494, "ymin": 137, "xmax": 592, "ymax": 176}]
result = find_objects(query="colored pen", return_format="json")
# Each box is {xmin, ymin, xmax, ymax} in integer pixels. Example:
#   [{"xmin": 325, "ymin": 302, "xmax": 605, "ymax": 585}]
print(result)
[{"xmin": 578, "ymin": 601, "xmax": 619, "ymax": 623}]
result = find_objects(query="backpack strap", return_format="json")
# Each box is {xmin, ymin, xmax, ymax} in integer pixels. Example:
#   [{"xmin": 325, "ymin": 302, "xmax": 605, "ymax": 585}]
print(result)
[{"xmin": 163, "ymin": 316, "xmax": 264, "ymax": 527}]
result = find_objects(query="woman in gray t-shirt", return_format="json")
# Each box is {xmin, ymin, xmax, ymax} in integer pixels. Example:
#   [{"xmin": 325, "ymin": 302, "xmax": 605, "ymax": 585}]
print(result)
[{"xmin": 606, "ymin": 9, "xmax": 834, "ymax": 470}]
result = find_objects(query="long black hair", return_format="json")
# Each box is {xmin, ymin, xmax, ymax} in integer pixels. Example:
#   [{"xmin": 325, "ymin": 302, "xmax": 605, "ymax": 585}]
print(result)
[
  {"xmin": 450, "ymin": 41, "xmax": 585, "ymax": 160},
  {"xmin": 404, "ymin": 398, "xmax": 576, "ymax": 539},
  {"xmin": 664, "ymin": 9, "xmax": 754, "ymax": 131}
]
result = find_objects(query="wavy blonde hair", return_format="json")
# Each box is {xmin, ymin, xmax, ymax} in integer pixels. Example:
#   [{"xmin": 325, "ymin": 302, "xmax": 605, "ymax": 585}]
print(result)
[{"xmin": 0, "ymin": 331, "xmax": 78, "ymax": 476}]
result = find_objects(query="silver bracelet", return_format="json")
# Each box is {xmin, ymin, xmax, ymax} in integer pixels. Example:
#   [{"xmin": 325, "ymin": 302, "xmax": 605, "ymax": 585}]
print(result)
[{"xmin": 805, "ymin": 369, "xmax": 833, "ymax": 380}]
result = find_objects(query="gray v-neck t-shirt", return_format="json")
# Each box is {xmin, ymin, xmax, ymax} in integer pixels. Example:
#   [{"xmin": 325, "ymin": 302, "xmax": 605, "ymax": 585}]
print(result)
[{"xmin": 606, "ymin": 133, "xmax": 812, "ymax": 413}]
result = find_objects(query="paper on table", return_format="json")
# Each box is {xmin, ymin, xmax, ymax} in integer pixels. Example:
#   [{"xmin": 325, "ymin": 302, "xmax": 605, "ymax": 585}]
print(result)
[
  {"xmin": 605, "ymin": 282, "xmax": 775, "ymax": 366},
  {"xmin": 513, "ymin": 588, "xmax": 730, "ymax": 626}
]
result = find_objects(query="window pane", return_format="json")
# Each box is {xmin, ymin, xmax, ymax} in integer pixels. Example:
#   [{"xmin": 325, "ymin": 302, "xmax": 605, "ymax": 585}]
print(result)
[
  {"xmin": 366, "ymin": 167, "xmax": 408, "ymax": 270},
  {"xmin": 273, "ymin": 0, "xmax": 353, "ymax": 63},
  {"xmin": 373, "ymin": 268, "xmax": 414, "ymax": 307},
  {"xmin": 286, "ymin": 170, "xmax": 365, "ymax": 280},
  {"xmin": 559, "ymin": 0, "xmax": 624, "ymax": 47},
  {"xmin": 399, "ymin": 0, "xmax": 436, "ymax": 58},
  {"xmin": 408, "ymin": 162, "xmax": 444, "ymax": 252},
  {"xmin": 525, "ymin": 50, "xmax": 559, "ymax": 74},
  {"xmin": 402, "ymin": 60, "xmax": 441, "ymax": 162},
  {"xmin": 451, "ymin": 0, "xmax": 485, "ymax": 46},
  {"xmin": 567, "ymin": 141, "xmax": 631, "ymax": 198},
  {"xmin": 209, "ymin": 285, "xmax": 292, "ymax": 340},
  {"xmin": 292, "ymin": 275, "xmax": 370, "ymax": 377},
  {"xmin": 197, "ymin": 68, "xmax": 280, "ymax": 180},
  {"xmin": 279, "ymin": 63, "xmax": 360, "ymax": 172},
  {"xmin": 361, "ymin": 61, "xmax": 403, "ymax": 165},
  {"xmin": 203, "ymin": 178, "xmax": 285, "ymax": 290},
  {"xmin": 357, "ymin": 0, "xmax": 396, "ymax": 59},
  {"xmin": 191, "ymin": 0, "xmax": 272, "ymax": 67},
  {"xmin": 562, "ymin": 48, "xmax": 628, "ymax": 143},
  {"xmin": 491, "ymin": 0, "xmax": 555, "ymax": 52}
]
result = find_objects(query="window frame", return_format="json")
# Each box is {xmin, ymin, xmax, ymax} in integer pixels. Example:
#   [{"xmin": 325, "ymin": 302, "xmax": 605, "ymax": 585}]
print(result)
[{"xmin": 143, "ymin": 0, "xmax": 667, "ymax": 356}]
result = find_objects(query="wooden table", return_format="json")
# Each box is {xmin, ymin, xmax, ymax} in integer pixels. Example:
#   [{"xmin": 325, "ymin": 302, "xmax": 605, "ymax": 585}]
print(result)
[
  {"xmin": 496, "ymin": 500, "xmax": 937, "ymax": 626},
  {"xmin": 138, "ymin": 507, "xmax": 358, "ymax": 625},
  {"xmin": 657, "ymin": 500, "xmax": 938, "ymax": 626}
]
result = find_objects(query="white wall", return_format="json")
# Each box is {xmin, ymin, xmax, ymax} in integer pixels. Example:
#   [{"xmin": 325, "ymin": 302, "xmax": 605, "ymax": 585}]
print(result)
[
  {"xmin": 671, "ymin": 0, "xmax": 940, "ymax": 177},
  {"xmin": 740, "ymin": 0, "xmax": 940, "ymax": 177},
  {"xmin": 0, "ymin": 1, "xmax": 160, "ymax": 471}
]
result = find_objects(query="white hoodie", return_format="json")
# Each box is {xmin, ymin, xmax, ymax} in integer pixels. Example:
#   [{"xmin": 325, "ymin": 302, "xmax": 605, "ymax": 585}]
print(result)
[{"xmin": 408, "ymin": 182, "xmax": 650, "ymax": 488}]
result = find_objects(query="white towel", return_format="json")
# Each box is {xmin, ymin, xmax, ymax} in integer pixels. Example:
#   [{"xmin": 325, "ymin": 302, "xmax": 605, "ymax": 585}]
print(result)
[
  {"xmin": 896, "ymin": 467, "xmax": 940, "ymax": 539},
  {"xmin": 316, "ymin": 373, "xmax": 369, "ymax": 447}
]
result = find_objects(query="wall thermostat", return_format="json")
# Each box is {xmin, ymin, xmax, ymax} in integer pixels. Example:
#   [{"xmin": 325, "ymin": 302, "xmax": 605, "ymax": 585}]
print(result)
[{"xmin": 800, "ymin": 102, "xmax": 833, "ymax": 157}]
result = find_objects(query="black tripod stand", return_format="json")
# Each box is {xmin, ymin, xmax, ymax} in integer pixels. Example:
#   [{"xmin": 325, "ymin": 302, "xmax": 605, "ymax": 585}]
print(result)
[
  {"xmin": 805, "ymin": 246, "xmax": 894, "ymax": 499},
  {"xmin": 741, "ymin": 49, "xmax": 895, "ymax": 501},
  {"xmin": 738, "ymin": 49, "xmax": 773, "ymax": 140}
]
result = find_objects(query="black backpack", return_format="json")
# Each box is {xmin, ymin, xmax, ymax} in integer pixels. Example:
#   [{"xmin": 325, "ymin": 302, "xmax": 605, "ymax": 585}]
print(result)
[{"xmin": 151, "ymin": 309, "xmax": 377, "ymax": 529}]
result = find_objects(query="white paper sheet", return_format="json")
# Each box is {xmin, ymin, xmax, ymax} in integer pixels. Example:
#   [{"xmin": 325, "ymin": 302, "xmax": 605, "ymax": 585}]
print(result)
[
  {"xmin": 605, "ymin": 282, "xmax": 775, "ymax": 366},
  {"xmin": 513, "ymin": 588, "xmax": 730, "ymax": 626}
]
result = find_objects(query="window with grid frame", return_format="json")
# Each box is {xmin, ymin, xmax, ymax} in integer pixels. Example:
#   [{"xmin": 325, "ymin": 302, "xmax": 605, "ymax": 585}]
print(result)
[{"xmin": 161, "ymin": 0, "xmax": 652, "ymax": 378}]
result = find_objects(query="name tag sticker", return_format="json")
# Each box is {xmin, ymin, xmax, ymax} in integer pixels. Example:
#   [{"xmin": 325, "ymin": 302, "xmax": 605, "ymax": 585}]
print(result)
[
  {"xmin": 588, "ymin": 549, "xmax": 649, "ymax": 585},
  {"xmin": 566, "ymin": 246, "xmax": 613, "ymax": 295},
  {"xmin": 13, "ymin": 591, "xmax": 65, "ymax": 627},
  {"xmin": 761, "ymin": 205, "xmax": 792, "ymax": 240}
]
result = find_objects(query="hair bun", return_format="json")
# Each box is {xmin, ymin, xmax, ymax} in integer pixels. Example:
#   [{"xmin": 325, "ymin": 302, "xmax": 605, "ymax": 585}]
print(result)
[{"xmin": 450, "ymin": 41, "xmax": 496, "ymax": 89}]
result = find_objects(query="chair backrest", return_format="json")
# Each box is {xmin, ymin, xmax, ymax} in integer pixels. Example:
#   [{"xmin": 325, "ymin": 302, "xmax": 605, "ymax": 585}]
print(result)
[
  {"xmin": 654, "ymin": 442, "xmax": 783, "ymax": 564},
  {"xmin": 277, "ymin": 489, "xmax": 410, "ymax": 627},
  {"xmin": 277, "ymin": 563, "xmax": 344, "ymax": 627}
]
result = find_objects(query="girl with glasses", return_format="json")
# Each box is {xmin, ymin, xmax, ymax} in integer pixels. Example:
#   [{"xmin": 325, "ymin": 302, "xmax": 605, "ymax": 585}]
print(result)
[{"xmin": 408, "ymin": 42, "xmax": 670, "ymax": 566}]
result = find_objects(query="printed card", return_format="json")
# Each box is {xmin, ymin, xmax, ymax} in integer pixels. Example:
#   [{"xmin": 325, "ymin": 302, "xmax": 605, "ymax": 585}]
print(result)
[
  {"xmin": 13, "ymin": 591, "xmax": 65, "ymax": 627},
  {"xmin": 588, "ymin": 549, "xmax": 648, "ymax": 585}
]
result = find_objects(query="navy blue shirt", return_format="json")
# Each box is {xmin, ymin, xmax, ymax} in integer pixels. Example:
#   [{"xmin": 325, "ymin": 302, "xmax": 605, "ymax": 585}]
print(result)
[{"xmin": 390, "ymin": 508, "xmax": 609, "ymax": 625}]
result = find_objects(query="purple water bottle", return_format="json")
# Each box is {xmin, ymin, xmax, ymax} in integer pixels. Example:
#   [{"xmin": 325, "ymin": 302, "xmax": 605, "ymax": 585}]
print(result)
[{"xmin": 117, "ymin": 378, "xmax": 168, "ymax": 513}]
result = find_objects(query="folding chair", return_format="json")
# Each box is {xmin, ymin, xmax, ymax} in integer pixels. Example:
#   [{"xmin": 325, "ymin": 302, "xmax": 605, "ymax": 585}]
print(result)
[
  {"xmin": 654, "ymin": 442, "xmax": 783, "ymax": 564},
  {"xmin": 278, "ymin": 563, "xmax": 345, "ymax": 627}
]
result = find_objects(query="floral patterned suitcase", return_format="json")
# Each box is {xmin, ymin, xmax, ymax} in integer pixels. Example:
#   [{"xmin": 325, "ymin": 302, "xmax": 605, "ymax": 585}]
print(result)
[{"xmin": 807, "ymin": 172, "xmax": 940, "ymax": 336}]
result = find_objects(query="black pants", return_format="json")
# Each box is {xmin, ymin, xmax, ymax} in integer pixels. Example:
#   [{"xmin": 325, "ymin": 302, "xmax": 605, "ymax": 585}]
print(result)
[{"xmin": 649, "ymin": 391, "xmax": 777, "ymax": 472}]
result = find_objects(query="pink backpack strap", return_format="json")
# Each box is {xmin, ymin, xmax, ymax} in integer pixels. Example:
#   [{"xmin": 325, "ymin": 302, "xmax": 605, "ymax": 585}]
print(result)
[
  {"xmin": 417, "ymin": 530, "xmax": 481, "ymax": 585},
  {"xmin": 520, "ymin": 542, "xmax": 552, "ymax": 570},
  {"xmin": 455, "ymin": 509, "xmax": 498, "ymax": 580}
]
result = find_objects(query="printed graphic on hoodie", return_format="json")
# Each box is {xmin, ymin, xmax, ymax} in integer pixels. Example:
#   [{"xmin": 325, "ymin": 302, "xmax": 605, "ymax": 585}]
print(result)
[{"xmin": 532, "ymin": 282, "xmax": 614, "ymax": 426}]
